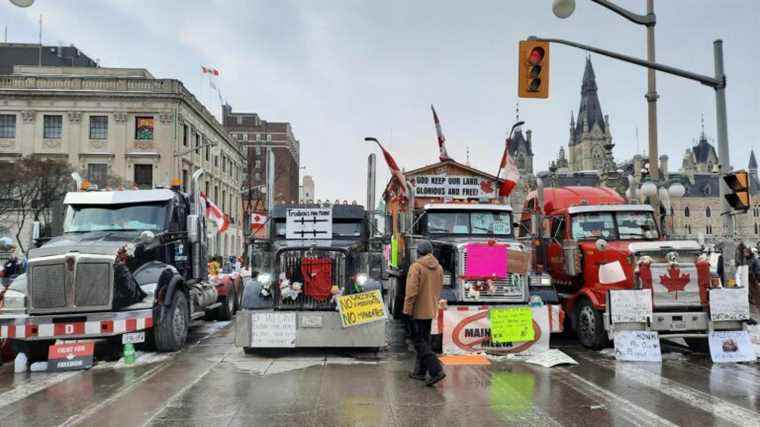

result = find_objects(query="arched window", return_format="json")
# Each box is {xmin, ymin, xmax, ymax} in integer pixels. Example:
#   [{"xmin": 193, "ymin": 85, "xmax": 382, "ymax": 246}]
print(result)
[
  {"xmin": 755, "ymin": 223, "xmax": 758, "ymax": 234},
  {"xmin": 684, "ymin": 206, "xmax": 690, "ymax": 217},
  {"xmin": 706, "ymin": 224, "xmax": 710, "ymax": 235},
  {"xmin": 706, "ymin": 206, "xmax": 711, "ymax": 218}
]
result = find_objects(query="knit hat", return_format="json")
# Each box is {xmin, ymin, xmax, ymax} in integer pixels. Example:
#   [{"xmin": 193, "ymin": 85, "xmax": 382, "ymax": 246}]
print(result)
[{"xmin": 416, "ymin": 240, "xmax": 433, "ymax": 257}]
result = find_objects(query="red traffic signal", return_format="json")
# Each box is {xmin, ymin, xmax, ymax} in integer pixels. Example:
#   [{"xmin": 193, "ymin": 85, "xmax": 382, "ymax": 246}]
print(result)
[{"xmin": 518, "ymin": 40, "xmax": 550, "ymax": 99}]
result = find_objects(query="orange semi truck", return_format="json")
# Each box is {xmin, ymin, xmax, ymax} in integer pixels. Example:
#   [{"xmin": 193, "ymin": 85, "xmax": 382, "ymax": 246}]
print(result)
[{"xmin": 521, "ymin": 186, "xmax": 747, "ymax": 350}]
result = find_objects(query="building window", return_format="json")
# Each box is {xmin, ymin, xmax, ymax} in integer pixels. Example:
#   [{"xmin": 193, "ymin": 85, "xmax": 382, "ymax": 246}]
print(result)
[
  {"xmin": 266, "ymin": 134, "xmax": 272, "ymax": 142},
  {"xmin": 135, "ymin": 116, "xmax": 154, "ymax": 140},
  {"xmin": 134, "ymin": 164, "xmax": 153, "ymax": 189},
  {"xmin": 214, "ymin": 155, "xmax": 219, "ymax": 168},
  {"xmin": 195, "ymin": 133, "xmax": 201, "ymax": 154},
  {"xmin": 205, "ymin": 181, "xmax": 210, "ymax": 198},
  {"xmin": 214, "ymin": 185, "xmax": 219, "ymax": 203},
  {"xmin": 183, "ymin": 125, "xmax": 189, "ymax": 146},
  {"xmin": 222, "ymin": 190, "xmax": 226, "ymax": 212},
  {"xmin": 256, "ymin": 133, "xmax": 261, "ymax": 141},
  {"xmin": 43, "ymin": 115, "xmax": 63, "ymax": 139},
  {"xmin": 182, "ymin": 169, "xmax": 189, "ymax": 192},
  {"xmin": 89, "ymin": 115, "xmax": 108, "ymax": 140},
  {"xmin": 706, "ymin": 206, "xmax": 711, "ymax": 218},
  {"xmin": 243, "ymin": 133, "xmax": 248, "ymax": 141},
  {"xmin": 255, "ymin": 172, "xmax": 261, "ymax": 181},
  {"xmin": 755, "ymin": 223, "xmax": 758, "ymax": 234},
  {"xmin": 0, "ymin": 114, "xmax": 16, "ymax": 138},
  {"xmin": 204, "ymin": 139, "xmax": 210, "ymax": 161},
  {"xmin": 222, "ymin": 155, "xmax": 227, "ymax": 173},
  {"xmin": 255, "ymin": 159, "xmax": 261, "ymax": 169},
  {"xmin": 255, "ymin": 146, "xmax": 261, "ymax": 156},
  {"xmin": 87, "ymin": 163, "xmax": 108, "ymax": 187},
  {"xmin": 684, "ymin": 206, "xmax": 690, "ymax": 218}
]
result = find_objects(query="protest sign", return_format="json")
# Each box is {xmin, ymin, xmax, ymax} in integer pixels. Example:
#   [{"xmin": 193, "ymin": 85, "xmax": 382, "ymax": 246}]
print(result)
[
  {"xmin": 613, "ymin": 330, "xmax": 662, "ymax": 362},
  {"xmin": 609, "ymin": 289, "xmax": 653, "ymax": 323},
  {"xmin": 708, "ymin": 331, "xmax": 756, "ymax": 363},
  {"xmin": 251, "ymin": 312, "xmax": 296, "ymax": 348},
  {"xmin": 47, "ymin": 341, "xmax": 95, "ymax": 372},
  {"xmin": 524, "ymin": 349, "xmax": 578, "ymax": 367},
  {"xmin": 490, "ymin": 306, "xmax": 534, "ymax": 344},
  {"xmin": 709, "ymin": 288, "xmax": 750, "ymax": 321},
  {"xmin": 337, "ymin": 290, "xmax": 386, "ymax": 328}
]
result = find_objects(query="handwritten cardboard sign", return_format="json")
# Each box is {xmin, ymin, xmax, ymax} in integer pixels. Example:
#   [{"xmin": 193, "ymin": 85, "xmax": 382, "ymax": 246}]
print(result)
[
  {"xmin": 609, "ymin": 289, "xmax": 653, "ymax": 323},
  {"xmin": 465, "ymin": 243, "xmax": 507, "ymax": 279},
  {"xmin": 337, "ymin": 290, "xmax": 387, "ymax": 328},
  {"xmin": 709, "ymin": 288, "xmax": 750, "ymax": 321},
  {"xmin": 251, "ymin": 312, "xmax": 296, "ymax": 348},
  {"xmin": 286, "ymin": 208, "xmax": 332, "ymax": 240},
  {"xmin": 489, "ymin": 306, "xmax": 534, "ymax": 344},
  {"xmin": 613, "ymin": 330, "xmax": 662, "ymax": 362},
  {"xmin": 47, "ymin": 341, "xmax": 95, "ymax": 372},
  {"xmin": 708, "ymin": 331, "xmax": 756, "ymax": 363}
]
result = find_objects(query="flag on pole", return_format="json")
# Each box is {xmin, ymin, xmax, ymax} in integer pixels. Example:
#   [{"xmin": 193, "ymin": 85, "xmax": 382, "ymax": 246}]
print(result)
[
  {"xmin": 431, "ymin": 105, "xmax": 451, "ymax": 162},
  {"xmin": 497, "ymin": 137, "xmax": 520, "ymax": 197},
  {"xmin": 366, "ymin": 138, "xmax": 407, "ymax": 197},
  {"xmin": 251, "ymin": 212, "xmax": 268, "ymax": 232},
  {"xmin": 201, "ymin": 66, "xmax": 220, "ymax": 76},
  {"xmin": 201, "ymin": 193, "xmax": 229, "ymax": 234}
]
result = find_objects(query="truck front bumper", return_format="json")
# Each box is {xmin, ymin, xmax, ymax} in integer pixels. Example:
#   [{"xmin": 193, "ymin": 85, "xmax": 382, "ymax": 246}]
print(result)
[
  {"xmin": 0, "ymin": 309, "xmax": 153, "ymax": 341},
  {"xmin": 235, "ymin": 309, "xmax": 386, "ymax": 348}
]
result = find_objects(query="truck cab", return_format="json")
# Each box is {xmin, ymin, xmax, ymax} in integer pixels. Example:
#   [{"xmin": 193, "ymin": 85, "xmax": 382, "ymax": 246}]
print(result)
[
  {"xmin": 522, "ymin": 186, "xmax": 727, "ymax": 349},
  {"xmin": 0, "ymin": 171, "xmax": 220, "ymax": 355},
  {"xmin": 385, "ymin": 202, "xmax": 543, "ymax": 319},
  {"xmin": 237, "ymin": 203, "xmax": 386, "ymax": 349}
]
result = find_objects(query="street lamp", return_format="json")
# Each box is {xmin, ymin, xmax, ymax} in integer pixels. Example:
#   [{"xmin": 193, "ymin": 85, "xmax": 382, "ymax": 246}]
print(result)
[
  {"xmin": 552, "ymin": 0, "xmax": 575, "ymax": 19},
  {"xmin": 9, "ymin": 0, "xmax": 34, "ymax": 7},
  {"xmin": 640, "ymin": 181, "xmax": 658, "ymax": 198}
]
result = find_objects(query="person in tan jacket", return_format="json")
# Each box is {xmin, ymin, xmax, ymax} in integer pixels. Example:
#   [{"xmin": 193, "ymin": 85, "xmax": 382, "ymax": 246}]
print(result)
[{"xmin": 404, "ymin": 240, "xmax": 446, "ymax": 386}]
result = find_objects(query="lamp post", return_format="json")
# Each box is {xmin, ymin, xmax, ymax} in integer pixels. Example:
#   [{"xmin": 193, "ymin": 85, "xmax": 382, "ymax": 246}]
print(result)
[{"xmin": 553, "ymin": 0, "xmax": 660, "ymax": 217}]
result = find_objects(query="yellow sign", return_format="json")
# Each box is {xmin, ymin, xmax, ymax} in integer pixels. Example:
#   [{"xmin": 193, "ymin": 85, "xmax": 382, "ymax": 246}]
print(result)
[
  {"xmin": 337, "ymin": 290, "xmax": 387, "ymax": 328},
  {"xmin": 490, "ymin": 307, "xmax": 534, "ymax": 343}
]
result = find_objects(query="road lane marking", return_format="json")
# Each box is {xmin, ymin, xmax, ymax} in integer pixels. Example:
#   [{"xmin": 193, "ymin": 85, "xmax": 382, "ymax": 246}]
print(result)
[
  {"xmin": 575, "ymin": 353, "xmax": 760, "ymax": 427},
  {"xmin": 553, "ymin": 368, "xmax": 679, "ymax": 427}
]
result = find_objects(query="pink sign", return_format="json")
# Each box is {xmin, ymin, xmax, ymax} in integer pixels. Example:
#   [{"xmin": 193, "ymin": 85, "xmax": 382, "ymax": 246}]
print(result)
[{"xmin": 464, "ymin": 243, "xmax": 507, "ymax": 279}]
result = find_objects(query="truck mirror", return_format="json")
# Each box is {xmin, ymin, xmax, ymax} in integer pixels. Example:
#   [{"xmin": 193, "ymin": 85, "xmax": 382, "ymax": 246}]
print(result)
[
  {"xmin": 139, "ymin": 230, "xmax": 156, "ymax": 243},
  {"xmin": 31, "ymin": 221, "xmax": 40, "ymax": 241},
  {"xmin": 595, "ymin": 238, "xmax": 608, "ymax": 251},
  {"xmin": 187, "ymin": 214, "xmax": 199, "ymax": 243}
]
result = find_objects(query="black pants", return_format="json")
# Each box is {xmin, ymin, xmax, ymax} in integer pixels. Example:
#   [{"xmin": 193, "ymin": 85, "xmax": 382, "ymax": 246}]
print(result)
[{"xmin": 412, "ymin": 319, "xmax": 443, "ymax": 377}]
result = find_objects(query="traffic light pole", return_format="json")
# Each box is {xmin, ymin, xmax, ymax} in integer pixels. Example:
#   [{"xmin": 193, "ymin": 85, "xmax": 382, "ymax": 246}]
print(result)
[{"xmin": 528, "ymin": 35, "xmax": 737, "ymax": 279}]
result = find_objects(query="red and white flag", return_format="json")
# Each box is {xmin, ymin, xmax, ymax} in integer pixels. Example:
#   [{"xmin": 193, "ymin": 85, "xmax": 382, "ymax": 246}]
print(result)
[
  {"xmin": 497, "ymin": 137, "xmax": 520, "ymax": 198},
  {"xmin": 201, "ymin": 66, "xmax": 220, "ymax": 76},
  {"xmin": 251, "ymin": 212, "xmax": 267, "ymax": 232},
  {"xmin": 431, "ymin": 105, "xmax": 451, "ymax": 162},
  {"xmin": 367, "ymin": 138, "xmax": 407, "ymax": 196},
  {"xmin": 201, "ymin": 193, "xmax": 229, "ymax": 234}
]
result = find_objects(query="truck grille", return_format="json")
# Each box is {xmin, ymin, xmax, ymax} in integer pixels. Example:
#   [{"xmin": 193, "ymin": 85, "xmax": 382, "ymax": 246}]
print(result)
[
  {"xmin": 30, "ymin": 264, "xmax": 67, "ymax": 308},
  {"xmin": 75, "ymin": 263, "xmax": 112, "ymax": 306},
  {"xmin": 29, "ymin": 256, "xmax": 113, "ymax": 313},
  {"xmin": 275, "ymin": 249, "xmax": 347, "ymax": 310}
]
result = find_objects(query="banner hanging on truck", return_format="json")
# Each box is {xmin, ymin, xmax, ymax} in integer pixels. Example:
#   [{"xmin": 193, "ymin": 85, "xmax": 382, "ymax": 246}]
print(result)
[
  {"xmin": 47, "ymin": 341, "xmax": 95, "ymax": 372},
  {"xmin": 412, "ymin": 175, "xmax": 497, "ymax": 199},
  {"xmin": 438, "ymin": 305, "xmax": 562, "ymax": 355}
]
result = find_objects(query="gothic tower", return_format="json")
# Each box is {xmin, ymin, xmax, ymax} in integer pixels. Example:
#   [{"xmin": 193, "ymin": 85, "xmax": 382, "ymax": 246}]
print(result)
[{"xmin": 569, "ymin": 58, "xmax": 613, "ymax": 171}]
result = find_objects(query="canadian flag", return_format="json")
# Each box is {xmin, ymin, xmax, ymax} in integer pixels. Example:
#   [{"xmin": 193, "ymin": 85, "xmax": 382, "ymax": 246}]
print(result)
[
  {"xmin": 431, "ymin": 105, "xmax": 451, "ymax": 162},
  {"xmin": 497, "ymin": 137, "xmax": 520, "ymax": 198},
  {"xmin": 201, "ymin": 193, "xmax": 229, "ymax": 234},
  {"xmin": 201, "ymin": 66, "xmax": 220, "ymax": 76},
  {"xmin": 251, "ymin": 212, "xmax": 267, "ymax": 232},
  {"xmin": 366, "ymin": 138, "xmax": 408, "ymax": 196}
]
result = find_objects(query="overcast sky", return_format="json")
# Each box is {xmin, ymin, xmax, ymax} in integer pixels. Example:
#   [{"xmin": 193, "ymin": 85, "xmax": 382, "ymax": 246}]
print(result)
[{"xmin": 3, "ymin": 0, "xmax": 759, "ymax": 203}]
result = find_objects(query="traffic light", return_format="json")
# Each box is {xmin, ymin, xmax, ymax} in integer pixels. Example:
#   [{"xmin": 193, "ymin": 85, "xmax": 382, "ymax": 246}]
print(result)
[
  {"xmin": 518, "ymin": 40, "xmax": 550, "ymax": 99},
  {"xmin": 723, "ymin": 170, "xmax": 750, "ymax": 212}
]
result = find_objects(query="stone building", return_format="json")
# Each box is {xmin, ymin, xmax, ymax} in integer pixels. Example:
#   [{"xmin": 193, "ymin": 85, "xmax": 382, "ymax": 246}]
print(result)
[
  {"xmin": 568, "ymin": 58, "xmax": 614, "ymax": 172},
  {"xmin": 300, "ymin": 175, "xmax": 315, "ymax": 203},
  {"xmin": 222, "ymin": 105, "xmax": 300, "ymax": 213},
  {"xmin": 506, "ymin": 127, "xmax": 537, "ymax": 213},
  {"xmin": 0, "ymin": 65, "xmax": 245, "ymax": 257}
]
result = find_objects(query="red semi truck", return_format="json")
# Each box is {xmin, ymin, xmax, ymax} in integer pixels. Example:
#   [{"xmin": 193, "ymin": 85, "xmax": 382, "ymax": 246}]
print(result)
[{"xmin": 521, "ymin": 186, "xmax": 746, "ymax": 350}]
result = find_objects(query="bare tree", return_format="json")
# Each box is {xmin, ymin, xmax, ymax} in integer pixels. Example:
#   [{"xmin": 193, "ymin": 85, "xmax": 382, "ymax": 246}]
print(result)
[{"xmin": 12, "ymin": 157, "xmax": 73, "ymax": 252}]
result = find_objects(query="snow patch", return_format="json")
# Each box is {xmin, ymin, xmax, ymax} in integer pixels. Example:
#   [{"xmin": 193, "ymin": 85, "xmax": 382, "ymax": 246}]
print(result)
[{"xmin": 93, "ymin": 351, "xmax": 174, "ymax": 370}]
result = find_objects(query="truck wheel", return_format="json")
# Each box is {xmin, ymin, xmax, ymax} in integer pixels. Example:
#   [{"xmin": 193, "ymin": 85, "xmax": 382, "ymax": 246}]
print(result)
[
  {"xmin": 154, "ymin": 291, "xmax": 190, "ymax": 352},
  {"xmin": 216, "ymin": 288, "xmax": 235, "ymax": 321},
  {"xmin": 684, "ymin": 337, "xmax": 710, "ymax": 354},
  {"xmin": 576, "ymin": 299, "xmax": 607, "ymax": 350}
]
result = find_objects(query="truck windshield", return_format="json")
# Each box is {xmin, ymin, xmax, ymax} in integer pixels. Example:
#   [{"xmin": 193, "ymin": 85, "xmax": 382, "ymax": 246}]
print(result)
[
  {"xmin": 64, "ymin": 203, "xmax": 167, "ymax": 233},
  {"xmin": 427, "ymin": 211, "xmax": 512, "ymax": 236},
  {"xmin": 571, "ymin": 211, "xmax": 658, "ymax": 241}
]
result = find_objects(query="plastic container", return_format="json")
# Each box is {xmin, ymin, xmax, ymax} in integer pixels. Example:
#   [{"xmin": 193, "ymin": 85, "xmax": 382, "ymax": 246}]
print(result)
[
  {"xmin": 123, "ymin": 343, "xmax": 136, "ymax": 365},
  {"xmin": 14, "ymin": 352, "xmax": 27, "ymax": 373}
]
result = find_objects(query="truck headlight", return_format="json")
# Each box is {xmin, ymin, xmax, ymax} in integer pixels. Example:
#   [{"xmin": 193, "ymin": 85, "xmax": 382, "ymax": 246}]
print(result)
[
  {"xmin": 258, "ymin": 273, "xmax": 273, "ymax": 286},
  {"xmin": 1, "ymin": 289, "xmax": 26, "ymax": 310},
  {"xmin": 355, "ymin": 274, "xmax": 368, "ymax": 286}
]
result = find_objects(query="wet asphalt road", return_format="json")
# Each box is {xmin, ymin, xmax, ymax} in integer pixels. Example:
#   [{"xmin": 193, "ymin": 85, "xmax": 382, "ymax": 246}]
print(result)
[{"xmin": 1, "ymin": 319, "xmax": 758, "ymax": 427}]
